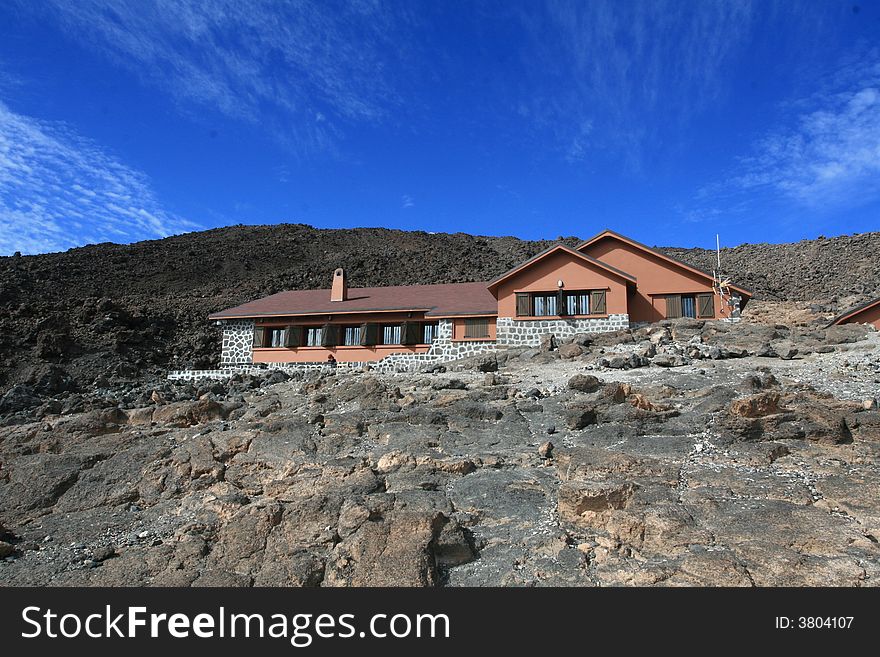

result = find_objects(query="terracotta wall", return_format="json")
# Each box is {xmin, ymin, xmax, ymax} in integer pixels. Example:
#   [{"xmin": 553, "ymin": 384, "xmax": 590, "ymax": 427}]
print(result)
[
  {"xmin": 495, "ymin": 249, "xmax": 629, "ymax": 318},
  {"xmin": 841, "ymin": 304, "xmax": 880, "ymax": 329},
  {"xmin": 253, "ymin": 311, "xmax": 435, "ymax": 363},
  {"xmin": 253, "ymin": 344, "xmax": 431, "ymax": 363},
  {"xmin": 451, "ymin": 316, "xmax": 497, "ymax": 341},
  {"xmin": 579, "ymin": 238, "xmax": 734, "ymax": 323}
]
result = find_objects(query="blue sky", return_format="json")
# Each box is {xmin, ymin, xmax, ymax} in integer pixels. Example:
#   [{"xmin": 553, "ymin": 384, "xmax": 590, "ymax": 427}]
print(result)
[{"xmin": 0, "ymin": 1, "xmax": 878, "ymax": 254}]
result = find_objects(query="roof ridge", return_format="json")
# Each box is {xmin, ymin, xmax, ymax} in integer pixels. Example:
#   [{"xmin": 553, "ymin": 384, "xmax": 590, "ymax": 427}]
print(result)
[{"xmin": 577, "ymin": 229, "xmax": 753, "ymax": 296}]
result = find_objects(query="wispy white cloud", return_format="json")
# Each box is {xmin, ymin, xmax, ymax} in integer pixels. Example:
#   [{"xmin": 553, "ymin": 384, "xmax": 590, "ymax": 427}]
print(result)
[
  {"xmin": 511, "ymin": 0, "xmax": 762, "ymax": 165},
  {"xmin": 0, "ymin": 101, "xmax": 197, "ymax": 254},
  {"xmin": 734, "ymin": 75, "xmax": 880, "ymax": 208},
  {"xmin": 693, "ymin": 49, "xmax": 880, "ymax": 216},
  {"xmin": 401, "ymin": 194, "xmax": 415, "ymax": 209},
  {"xmin": 23, "ymin": 0, "xmax": 414, "ymax": 156}
]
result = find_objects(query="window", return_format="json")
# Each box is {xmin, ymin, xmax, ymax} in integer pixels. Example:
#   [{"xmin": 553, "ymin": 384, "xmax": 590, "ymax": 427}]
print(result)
[
  {"xmin": 305, "ymin": 327, "xmax": 323, "ymax": 346},
  {"xmin": 382, "ymin": 324, "xmax": 402, "ymax": 345},
  {"xmin": 268, "ymin": 328, "xmax": 285, "ymax": 347},
  {"xmin": 464, "ymin": 318, "xmax": 490, "ymax": 339},
  {"xmin": 532, "ymin": 293, "xmax": 557, "ymax": 317},
  {"xmin": 565, "ymin": 292, "xmax": 591, "ymax": 315},
  {"xmin": 681, "ymin": 295, "xmax": 697, "ymax": 318},
  {"xmin": 518, "ymin": 290, "xmax": 606, "ymax": 317},
  {"xmin": 422, "ymin": 322, "xmax": 439, "ymax": 343},
  {"xmin": 343, "ymin": 325, "xmax": 361, "ymax": 346},
  {"xmin": 666, "ymin": 293, "xmax": 714, "ymax": 319}
]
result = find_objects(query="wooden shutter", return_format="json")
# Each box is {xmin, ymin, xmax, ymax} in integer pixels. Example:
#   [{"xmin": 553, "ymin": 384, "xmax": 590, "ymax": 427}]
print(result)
[
  {"xmin": 465, "ymin": 318, "xmax": 489, "ymax": 339},
  {"xmin": 401, "ymin": 321, "xmax": 420, "ymax": 345},
  {"xmin": 666, "ymin": 295, "xmax": 682, "ymax": 319},
  {"xmin": 359, "ymin": 323, "xmax": 378, "ymax": 346},
  {"xmin": 697, "ymin": 293, "xmax": 714, "ymax": 318},
  {"xmin": 515, "ymin": 293, "xmax": 531, "ymax": 317},
  {"xmin": 252, "ymin": 327, "xmax": 266, "ymax": 348},
  {"xmin": 320, "ymin": 323, "xmax": 340, "ymax": 347},
  {"xmin": 591, "ymin": 290, "xmax": 607, "ymax": 315},
  {"xmin": 284, "ymin": 325, "xmax": 302, "ymax": 347},
  {"xmin": 557, "ymin": 290, "xmax": 568, "ymax": 316}
]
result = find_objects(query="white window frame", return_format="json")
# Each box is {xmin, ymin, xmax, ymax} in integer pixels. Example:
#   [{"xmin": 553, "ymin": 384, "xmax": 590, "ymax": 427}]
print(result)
[
  {"xmin": 305, "ymin": 327, "xmax": 323, "ymax": 347},
  {"xmin": 423, "ymin": 322, "xmax": 438, "ymax": 343},
  {"xmin": 382, "ymin": 324, "xmax": 402, "ymax": 345},
  {"xmin": 343, "ymin": 326, "xmax": 361, "ymax": 346}
]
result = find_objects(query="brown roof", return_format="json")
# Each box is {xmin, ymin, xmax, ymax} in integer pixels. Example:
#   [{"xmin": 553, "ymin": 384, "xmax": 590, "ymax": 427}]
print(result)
[
  {"xmin": 486, "ymin": 243, "xmax": 637, "ymax": 292},
  {"xmin": 828, "ymin": 296, "xmax": 880, "ymax": 326},
  {"xmin": 209, "ymin": 281, "xmax": 498, "ymax": 319},
  {"xmin": 577, "ymin": 229, "xmax": 753, "ymax": 298}
]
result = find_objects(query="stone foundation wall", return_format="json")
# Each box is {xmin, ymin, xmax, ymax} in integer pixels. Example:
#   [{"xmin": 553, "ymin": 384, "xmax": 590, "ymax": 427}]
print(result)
[
  {"xmin": 177, "ymin": 318, "xmax": 501, "ymax": 380},
  {"xmin": 168, "ymin": 357, "xmax": 439, "ymax": 381},
  {"xmin": 197, "ymin": 315, "xmax": 630, "ymax": 379},
  {"xmin": 496, "ymin": 314, "xmax": 629, "ymax": 346},
  {"xmin": 424, "ymin": 319, "xmax": 498, "ymax": 360},
  {"xmin": 220, "ymin": 319, "xmax": 255, "ymax": 366}
]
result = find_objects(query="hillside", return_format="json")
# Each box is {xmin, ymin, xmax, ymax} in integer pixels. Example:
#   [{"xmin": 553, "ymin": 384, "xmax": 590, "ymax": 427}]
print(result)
[{"xmin": 0, "ymin": 224, "xmax": 878, "ymax": 391}]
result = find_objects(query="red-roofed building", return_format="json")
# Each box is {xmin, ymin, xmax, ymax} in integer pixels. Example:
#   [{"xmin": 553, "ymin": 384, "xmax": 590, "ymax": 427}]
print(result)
[
  {"xmin": 829, "ymin": 297, "xmax": 880, "ymax": 330},
  {"xmin": 209, "ymin": 231, "xmax": 751, "ymax": 368}
]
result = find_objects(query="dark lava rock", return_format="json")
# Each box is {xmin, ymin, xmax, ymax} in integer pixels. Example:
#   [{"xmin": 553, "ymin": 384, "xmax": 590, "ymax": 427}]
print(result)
[{"xmin": 568, "ymin": 374, "xmax": 601, "ymax": 393}]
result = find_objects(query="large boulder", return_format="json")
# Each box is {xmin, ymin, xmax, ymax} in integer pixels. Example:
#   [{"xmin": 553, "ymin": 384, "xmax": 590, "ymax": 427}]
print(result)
[
  {"xmin": 730, "ymin": 392, "xmax": 781, "ymax": 418},
  {"xmin": 564, "ymin": 403, "xmax": 598, "ymax": 430},
  {"xmin": 558, "ymin": 343, "xmax": 584, "ymax": 359},
  {"xmin": 568, "ymin": 374, "xmax": 601, "ymax": 393}
]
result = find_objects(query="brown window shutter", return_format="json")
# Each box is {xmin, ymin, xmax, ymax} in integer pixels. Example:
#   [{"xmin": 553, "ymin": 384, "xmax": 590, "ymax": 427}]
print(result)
[
  {"xmin": 401, "ymin": 321, "xmax": 420, "ymax": 345},
  {"xmin": 515, "ymin": 293, "xmax": 530, "ymax": 317},
  {"xmin": 465, "ymin": 318, "xmax": 489, "ymax": 339},
  {"xmin": 284, "ymin": 325, "xmax": 302, "ymax": 347},
  {"xmin": 697, "ymin": 293, "xmax": 714, "ymax": 318},
  {"xmin": 666, "ymin": 295, "xmax": 682, "ymax": 319},
  {"xmin": 320, "ymin": 323, "xmax": 339, "ymax": 347},
  {"xmin": 591, "ymin": 290, "xmax": 607, "ymax": 315},
  {"xmin": 252, "ymin": 327, "xmax": 266, "ymax": 348},
  {"xmin": 360, "ymin": 323, "xmax": 377, "ymax": 346},
  {"xmin": 557, "ymin": 290, "xmax": 568, "ymax": 316}
]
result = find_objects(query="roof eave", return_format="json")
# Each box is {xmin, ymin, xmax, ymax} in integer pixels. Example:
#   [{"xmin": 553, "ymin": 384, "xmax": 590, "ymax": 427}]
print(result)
[
  {"xmin": 210, "ymin": 306, "xmax": 500, "ymax": 320},
  {"xmin": 827, "ymin": 297, "xmax": 880, "ymax": 327}
]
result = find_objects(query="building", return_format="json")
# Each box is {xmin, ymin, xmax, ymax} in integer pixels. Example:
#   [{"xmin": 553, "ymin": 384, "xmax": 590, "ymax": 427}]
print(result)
[
  {"xmin": 209, "ymin": 229, "xmax": 752, "ymax": 370},
  {"xmin": 829, "ymin": 296, "xmax": 880, "ymax": 330}
]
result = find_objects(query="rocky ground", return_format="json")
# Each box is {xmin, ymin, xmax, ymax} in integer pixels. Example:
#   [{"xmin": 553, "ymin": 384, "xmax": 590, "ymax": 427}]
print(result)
[{"xmin": 1, "ymin": 318, "xmax": 878, "ymax": 587}]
